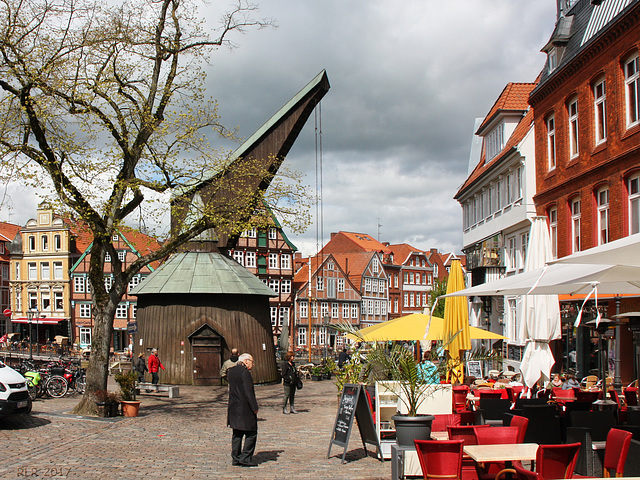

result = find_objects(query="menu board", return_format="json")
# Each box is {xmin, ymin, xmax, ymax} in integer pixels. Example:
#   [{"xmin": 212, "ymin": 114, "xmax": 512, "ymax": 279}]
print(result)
[
  {"xmin": 328, "ymin": 384, "xmax": 382, "ymax": 463},
  {"xmin": 467, "ymin": 360, "xmax": 482, "ymax": 379}
]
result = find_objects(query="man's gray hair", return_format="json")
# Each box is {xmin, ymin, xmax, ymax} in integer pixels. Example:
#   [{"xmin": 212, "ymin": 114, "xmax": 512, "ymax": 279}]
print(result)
[{"xmin": 238, "ymin": 353, "xmax": 252, "ymax": 364}]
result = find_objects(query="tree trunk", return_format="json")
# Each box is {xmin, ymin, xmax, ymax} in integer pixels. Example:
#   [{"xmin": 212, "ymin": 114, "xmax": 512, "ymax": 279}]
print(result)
[{"xmin": 71, "ymin": 306, "xmax": 116, "ymax": 415}]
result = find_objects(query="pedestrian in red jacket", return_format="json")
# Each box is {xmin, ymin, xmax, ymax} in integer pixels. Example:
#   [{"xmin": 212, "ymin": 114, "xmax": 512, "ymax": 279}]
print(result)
[{"xmin": 148, "ymin": 348, "xmax": 165, "ymax": 389}]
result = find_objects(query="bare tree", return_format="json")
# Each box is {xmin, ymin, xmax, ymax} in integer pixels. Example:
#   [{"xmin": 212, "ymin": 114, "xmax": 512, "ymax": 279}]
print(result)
[{"xmin": 0, "ymin": 0, "xmax": 307, "ymax": 414}]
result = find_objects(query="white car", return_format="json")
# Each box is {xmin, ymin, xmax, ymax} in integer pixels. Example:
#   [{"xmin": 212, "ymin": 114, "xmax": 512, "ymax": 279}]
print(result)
[{"xmin": 0, "ymin": 361, "xmax": 32, "ymax": 416}]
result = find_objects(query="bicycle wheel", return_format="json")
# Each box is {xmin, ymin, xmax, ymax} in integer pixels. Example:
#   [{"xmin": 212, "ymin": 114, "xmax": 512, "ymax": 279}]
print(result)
[
  {"xmin": 27, "ymin": 382, "xmax": 37, "ymax": 401},
  {"xmin": 46, "ymin": 376, "xmax": 68, "ymax": 398},
  {"xmin": 75, "ymin": 374, "xmax": 86, "ymax": 394}
]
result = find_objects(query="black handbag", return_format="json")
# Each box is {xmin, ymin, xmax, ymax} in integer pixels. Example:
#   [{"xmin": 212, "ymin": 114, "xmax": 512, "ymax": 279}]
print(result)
[{"xmin": 295, "ymin": 377, "xmax": 303, "ymax": 390}]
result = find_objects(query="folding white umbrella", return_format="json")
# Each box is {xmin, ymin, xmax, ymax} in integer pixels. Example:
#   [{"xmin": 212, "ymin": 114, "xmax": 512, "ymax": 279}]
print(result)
[
  {"xmin": 518, "ymin": 217, "xmax": 561, "ymax": 388},
  {"xmin": 550, "ymin": 233, "xmax": 640, "ymax": 267}
]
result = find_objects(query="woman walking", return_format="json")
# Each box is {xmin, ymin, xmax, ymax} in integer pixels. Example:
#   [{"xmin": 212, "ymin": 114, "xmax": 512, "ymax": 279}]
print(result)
[{"xmin": 281, "ymin": 353, "xmax": 299, "ymax": 414}]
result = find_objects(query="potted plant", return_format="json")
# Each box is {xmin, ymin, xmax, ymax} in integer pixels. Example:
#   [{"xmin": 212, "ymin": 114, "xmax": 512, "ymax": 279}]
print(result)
[
  {"xmin": 95, "ymin": 390, "xmax": 121, "ymax": 417},
  {"xmin": 311, "ymin": 365, "xmax": 324, "ymax": 381},
  {"xmin": 114, "ymin": 370, "xmax": 141, "ymax": 417},
  {"xmin": 323, "ymin": 358, "xmax": 336, "ymax": 379}
]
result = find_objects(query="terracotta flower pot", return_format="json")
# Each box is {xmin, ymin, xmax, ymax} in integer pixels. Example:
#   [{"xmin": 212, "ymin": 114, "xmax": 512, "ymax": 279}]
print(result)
[{"xmin": 121, "ymin": 400, "xmax": 141, "ymax": 417}]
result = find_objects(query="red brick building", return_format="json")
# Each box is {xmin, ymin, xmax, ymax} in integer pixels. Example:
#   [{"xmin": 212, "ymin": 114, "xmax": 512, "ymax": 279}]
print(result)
[
  {"xmin": 0, "ymin": 222, "xmax": 20, "ymax": 335},
  {"xmin": 386, "ymin": 243, "xmax": 433, "ymax": 316},
  {"xmin": 529, "ymin": 0, "xmax": 640, "ymax": 381}
]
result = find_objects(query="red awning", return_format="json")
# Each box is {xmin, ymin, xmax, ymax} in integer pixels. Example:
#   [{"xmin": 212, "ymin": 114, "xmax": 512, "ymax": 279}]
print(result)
[{"xmin": 12, "ymin": 317, "xmax": 66, "ymax": 325}]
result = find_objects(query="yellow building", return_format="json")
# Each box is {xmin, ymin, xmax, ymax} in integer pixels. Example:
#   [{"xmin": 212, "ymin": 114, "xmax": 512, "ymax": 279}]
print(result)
[{"xmin": 10, "ymin": 203, "xmax": 72, "ymax": 343}]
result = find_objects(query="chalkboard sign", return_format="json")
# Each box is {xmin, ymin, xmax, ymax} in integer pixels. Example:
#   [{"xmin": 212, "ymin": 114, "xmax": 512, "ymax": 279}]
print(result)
[
  {"xmin": 328, "ymin": 384, "xmax": 382, "ymax": 463},
  {"xmin": 467, "ymin": 360, "xmax": 482, "ymax": 379}
]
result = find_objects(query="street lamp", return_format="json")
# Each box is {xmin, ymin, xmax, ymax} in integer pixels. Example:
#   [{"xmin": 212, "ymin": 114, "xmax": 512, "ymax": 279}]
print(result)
[
  {"xmin": 322, "ymin": 315, "xmax": 330, "ymax": 361},
  {"xmin": 26, "ymin": 309, "xmax": 39, "ymax": 360}
]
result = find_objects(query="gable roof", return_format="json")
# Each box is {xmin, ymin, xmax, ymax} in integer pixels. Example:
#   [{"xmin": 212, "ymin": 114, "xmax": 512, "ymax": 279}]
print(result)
[
  {"xmin": 476, "ymin": 82, "xmax": 536, "ymax": 135},
  {"xmin": 331, "ymin": 251, "xmax": 379, "ymax": 291},
  {"xmin": 456, "ymin": 84, "xmax": 535, "ymax": 200},
  {"xmin": 387, "ymin": 243, "xmax": 427, "ymax": 266},
  {"xmin": 320, "ymin": 231, "xmax": 391, "ymax": 255},
  {"xmin": 0, "ymin": 222, "xmax": 20, "ymax": 243}
]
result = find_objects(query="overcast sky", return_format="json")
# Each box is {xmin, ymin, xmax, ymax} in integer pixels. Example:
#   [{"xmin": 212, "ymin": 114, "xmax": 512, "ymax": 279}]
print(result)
[{"xmin": 1, "ymin": 0, "xmax": 558, "ymax": 257}]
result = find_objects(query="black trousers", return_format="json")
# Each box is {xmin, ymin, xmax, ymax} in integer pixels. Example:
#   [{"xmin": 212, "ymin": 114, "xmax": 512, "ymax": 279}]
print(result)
[
  {"xmin": 231, "ymin": 429, "xmax": 257, "ymax": 464},
  {"xmin": 151, "ymin": 372, "xmax": 159, "ymax": 384}
]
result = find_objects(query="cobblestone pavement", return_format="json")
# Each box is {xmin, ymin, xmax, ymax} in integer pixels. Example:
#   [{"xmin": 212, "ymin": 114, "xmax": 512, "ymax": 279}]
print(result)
[{"xmin": 0, "ymin": 378, "xmax": 389, "ymax": 480}]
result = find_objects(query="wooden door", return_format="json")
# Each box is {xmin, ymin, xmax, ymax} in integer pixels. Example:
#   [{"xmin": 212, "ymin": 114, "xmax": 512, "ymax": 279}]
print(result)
[{"xmin": 193, "ymin": 345, "xmax": 221, "ymax": 385}]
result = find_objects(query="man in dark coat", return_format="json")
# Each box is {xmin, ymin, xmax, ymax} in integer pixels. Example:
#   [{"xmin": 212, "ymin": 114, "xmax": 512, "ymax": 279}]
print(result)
[{"xmin": 227, "ymin": 353, "xmax": 259, "ymax": 467}]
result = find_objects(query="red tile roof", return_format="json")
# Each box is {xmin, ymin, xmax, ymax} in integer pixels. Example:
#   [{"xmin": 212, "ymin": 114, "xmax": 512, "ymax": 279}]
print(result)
[
  {"xmin": 0, "ymin": 222, "xmax": 21, "ymax": 242},
  {"xmin": 476, "ymin": 83, "xmax": 536, "ymax": 134},
  {"xmin": 320, "ymin": 231, "xmax": 391, "ymax": 255},
  {"xmin": 387, "ymin": 243, "xmax": 424, "ymax": 266},
  {"xmin": 331, "ymin": 252, "xmax": 377, "ymax": 291}
]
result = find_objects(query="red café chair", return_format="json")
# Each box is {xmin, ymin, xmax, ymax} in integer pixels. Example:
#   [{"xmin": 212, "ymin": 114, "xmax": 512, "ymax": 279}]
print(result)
[
  {"xmin": 474, "ymin": 426, "xmax": 520, "ymax": 480},
  {"xmin": 624, "ymin": 387, "xmax": 638, "ymax": 407},
  {"xmin": 449, "ymin": 425, "xmax": 491, "ymax": 480},
  {"xmin": 509, "ymin": 415, "xmax": 529, "ymax": 444},
  {"xmin": 608, "ymin": 389, "xmax": 627, "ymax": 423},
  {"xmin": 603, "ymin": 428, "xmax": 633, "ymax": 478},
  {"xmin": 496, "ymin": 443, "xmax": 581, "ymax": 480},
  {"xmin": 478, "ymin": 389, "xmax": 503, "ymax": 399},
  {"xmin": 414, "ymin": 439, "xmax": 464, "ymax": 480}
]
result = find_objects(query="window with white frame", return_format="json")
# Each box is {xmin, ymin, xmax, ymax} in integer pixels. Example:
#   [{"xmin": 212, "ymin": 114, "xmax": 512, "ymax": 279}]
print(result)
[
  {"xmin": 53, "ymin": 261, "xmax": 63, "ymax": 280},
  {"xmin": 15, "ymin": 262, "xmax": 19, "ymax": 280},
  {"xmin": 233, "ymin": 250, "xmax": 244, "ymax": 266},
  {"xmin": 351, "ymin": 303, "xmax": 358, "ymax": 319},
  {"xmin": 54, "ymin": 291, "xmax": 63, "ymax": 311},
  {"xmin": 281, "ymin": 280, "xmax": 291, "ymax": 294},
  {"xmin": 131, "ymin": 304, "xmax": 137, "ymax": 318},
  {"xmin": 280, "ymin": 254, "xmax": 291, "ymax": 270},
  {"xmin": 379, "ymin": 279, "xmax": 385, "ymax": 292},
  {"xmin": 245, "ymin": 252, "xmax": 256, "ymax": 268},
  {"xmin": 568, "ymin": 98, "xmax": 579, "ymax": 158},
  {"xmin": 244, "ymin": 228, "xmax": 256, "ymax": 238},
  {"xmin": 74, "ymin": 276, "xmax": 85, "ymax": 293},
  {"xmin": 516, "ymin": 166, "xmax": 523, "ymax": 201},
  {"xmin": 104, "ymin": 275, "xmax": 113, "ymax": 292},
  {"xmin": 41, "ymin": 235, "xmax": 48, "ymax": 251},
  {"xmin": 327, "ymin": 261, "xmax": 334, "ymax": 271},
  {"xmin": 372, "ymin": 280, "xmax": 378, "ymax": 293},
  {"xmin": 571, "ymin": 198, "xmax": 581, "ymax": 253},
  {"xmin": 506, "ymin": 236, "xmax": 516, "ymax": 271},
  {"xmin": 321, "ymin": 302, "xmax": 329, "ymax": 318},
  {"xmin": 547, "ymin": 115, "xmax": 556, "ymax": 170},
  {"xmin": 404, "ymin": 293, "xmax": 409, "ymax": 307},
  {"xmin": 40, "ymin": 262, "xmax": 50, "ymax": 280},
  {"xmin": 374, "ymin": 300, "xmax": 381, "ymax": 315},
  {"xmin": 394, "ymin": 298, "xmax": 399, "ymax": 313},
  {"xmin": 549, "ymin": 207, "xmax": 558, "ymax": 259},
  {"xmin": 79, "ymin": 327, "xmax": 91, "ymax": 346},
  {"xmin": 364, "ymin": 278, "xmax": 371, "ymax": 292},
  {"xmin": 316, "ymin": 277, "xmax": 324, "ymax": 291},
  {"xmin": 337, "ymin": 278, "xmax": 345, "ymax": 292},
  {"xmin": 496, "ymin": 178, "xmax": 502, "ymax": 211},
  {"xmin": 594, "ymin": 79, "xmax": 607, "ymax": 144},
  {"xmin": 297, "ymin": 326, "xmax": 307, "ymax": 347},
  {"xmin": 506, "ymin": 172, "xmax": 513, "ymax": 204},
  {"xmin": 128, "ymin": 275, "xmax": 140, "ymax": 292},
  {"xmin": 28, "ymin": 262, "xmax": 37, "ymax": 280},
  {"xmin": 394, "ymin": 274, "xmax": 399, "ymax": 288},
  {"xmin": 326, "ymin": 278, "xmax": 336, "ymax": 297},
  {"xmin": 409, "ymin": 272, "xmax": 414, "ymax": 284},
  {"xmin": 625, "ymin": 55, "xmax": 639, "ymax": 128},
  {"xmin": 112, "ymin": 234, "xmax": 119, "ymax": 242},
  {"xmin": 372, "ymin": 258, "xmax": 379, "ymax": 273},
  {"xmin": 54, "ymin": 234, "xmax": 62, "ymax": 251},
  {"xmin": 311, "ymin": 301, "xmax": 317, "ymax": 318},
  {"xmin": 28, "ymin": 291, "xmax": 37, "ymax": 309},
  {"xmin": 342, "ymin": 303, "xmax": 349, "ymax": 318},
  {"xmin": 268, "ymin": 279, "xmax": 279, "ymax": 293},
  {"xmin": 105, "ymin": 252, "xmax": 111, "ymax": 262},
  {"xmin": 409, "ymin": 294, "xmax": 415, "ymax": 308},
  {"xmin": 367, "ymin": 300, "xmax": 374, "ymax": 315},
  {"xmin": 270, "ymin": 307, "xmax": 278, "ymax": 327},
  {"xmin": 268, "ymin": 253, "xmax": 278, "ymax": 269},
  {"xmin": 28, "ymin": 236, "xmax": 35, "ymax": 251},
  {"xmin": 381, "ymin": 300, "xmax": 387, "ymax": 315},
  {"xmin": 310, "ymin": 327, "xmax": 317, "ymax": 346},
  {"xmin": 300, "ymin": 300, "xmax": 308, "ymax": 318},
  {"xmin": 422, "ymin": 292, "xmax": 428, "ymax": 307},
  {"xmin": 485, "ymin": 123, "xmax": 505, "ymax": 161},
  {"xmin": 118, "ymin": 250, "xmax": 126, "ymax": 262},
  {"xmin": 41, "ymin": 292, "xmax": 50, "ymax": 311},
  {"xmin": 278, "ymin": 307, "xmax": 288, "ymax": 327},
  {"xmin": 629, "ymin": 174, "xmax": 640, "ymax": 235},
  {"xmin": 268, "ymin": 228, "xmax": 277, "ymax": 240},
  {"xmin": 79, "ymin": 303, "xmax": 91, "ymax": 318},
  {"xmin": 519, "ymin": 232, "xmax": 529, "ymax": 270},
  {"xmin": 597, "ymin": 187, "xmax": 610, "ymax": 245},
  {"xmin": 116, "ymin": 303, "xmax": 128, "ymax": 318},
  {"xmin": 318, "ymin": 327, "xmax": 327, "ymax": 346},
  {"xmin": 332, "ymin": 303, "xmax": 339, "ymax": 318}
]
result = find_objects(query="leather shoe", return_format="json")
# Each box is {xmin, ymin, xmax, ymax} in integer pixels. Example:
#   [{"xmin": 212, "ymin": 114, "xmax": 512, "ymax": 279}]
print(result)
[
  {"xmin": 240, "ymin": 461, "xmax": 258, "ymax": 467},
  {"xmin": 232, "ymin": 461, "xmax": 241, "ymax": 466}
]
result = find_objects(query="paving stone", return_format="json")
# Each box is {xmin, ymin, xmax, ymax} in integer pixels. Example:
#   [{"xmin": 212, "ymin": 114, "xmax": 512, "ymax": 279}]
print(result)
[{"xmin": 0, "ymin": 378, "xmax": 390, "ymax": 480}]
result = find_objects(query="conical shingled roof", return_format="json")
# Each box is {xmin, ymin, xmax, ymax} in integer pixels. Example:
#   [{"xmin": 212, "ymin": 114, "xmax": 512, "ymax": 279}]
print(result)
[{"xmin": 129, "ymin": 252, "xmax": 275, "ymax": 296}]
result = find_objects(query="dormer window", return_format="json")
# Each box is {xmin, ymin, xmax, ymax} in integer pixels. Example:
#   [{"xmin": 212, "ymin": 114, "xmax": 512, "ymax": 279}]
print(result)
[
  {"xmin": 485, "ymin": 123, "xmax": 505, "ymax": 161},
  {"xmin": 548, "ymin": 48, "xmax": 558, "ymax": 73}
]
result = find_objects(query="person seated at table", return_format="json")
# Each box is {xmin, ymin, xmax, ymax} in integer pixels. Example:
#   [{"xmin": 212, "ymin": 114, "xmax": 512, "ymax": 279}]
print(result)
[
  {"xmin": 418, "ymin": 354, "xmax": 439, "ymax": 384},
  {"xmin": 562, "ymin": 373, "xmax": 580, "ymax": 390},
  {"xmin": 549, "ymin": 373, "xmax": 563, "ymax": 389}
]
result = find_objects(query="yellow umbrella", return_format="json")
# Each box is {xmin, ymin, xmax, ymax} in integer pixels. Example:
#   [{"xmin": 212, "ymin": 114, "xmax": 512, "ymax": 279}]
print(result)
[
  {"xmin": 444, "ymin": 259, "xmax": 471, "ymax": 383},
  {"xmin": 346, "ymin": 313, "xmax": 505, "ymax": 342}
]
